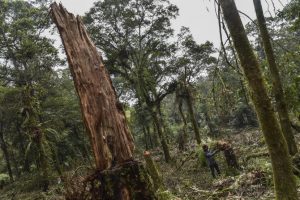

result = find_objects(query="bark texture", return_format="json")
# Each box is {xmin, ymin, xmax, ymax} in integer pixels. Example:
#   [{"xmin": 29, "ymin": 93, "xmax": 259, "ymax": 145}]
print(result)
[
  {"xmin": 253, "ymin": 0, "xmax": 298, "ymax": 155},
  {"xmin": 50, "ymin": 3, "xmax": 134, "ymax": 171},
  {"xmin": 219, "ymin": 0, "xmax": 298, "ymax": 199}
]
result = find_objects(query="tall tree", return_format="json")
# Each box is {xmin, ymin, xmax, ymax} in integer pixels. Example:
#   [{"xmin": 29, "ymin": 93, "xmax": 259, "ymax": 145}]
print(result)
[
  {"xmin": 253, "ymin": 0, "xmax": 298, "ymax": 155},
  {"xmin": 84, "ymin": 0, "xmax": 179, "ymax": 162},
  {"xmin": 174, "ymin": 28, "xmax": 216, "ymax": 144},
  {"xmin": 219, "ymin": 0, "xmax": 298, "ymax": 199},
  {"xmin": 0, "ymin": 88, "xmax": 14, "ymax": 182},
  {"xmin": 0, "ymin": 0, "xmax": 61, "ymax": 189}
]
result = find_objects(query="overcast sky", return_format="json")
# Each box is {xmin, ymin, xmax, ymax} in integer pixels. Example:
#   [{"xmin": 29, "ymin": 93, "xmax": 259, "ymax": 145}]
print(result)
[{"xmin": 55, "ymin": 0, "xmax": 288, "ymax": 47}]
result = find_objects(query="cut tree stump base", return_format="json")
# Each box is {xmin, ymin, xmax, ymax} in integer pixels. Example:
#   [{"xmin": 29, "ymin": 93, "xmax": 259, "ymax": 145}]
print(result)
[{"xmin": 88, "ymin": 161, "xmax": 156, "ymax": 200}]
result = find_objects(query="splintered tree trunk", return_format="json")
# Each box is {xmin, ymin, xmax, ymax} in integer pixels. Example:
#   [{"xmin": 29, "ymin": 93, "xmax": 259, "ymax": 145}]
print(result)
[
  {"xmin": 50, "ymin": 3, "xmax": 155, "ymax": 199},
  {"xmin": 253, "ymin": 0, "xmax": 298, "ymax": 155},
  {"xmin": 51, "ymin": 3, "xmax": 133, "ymax": 170},
  {"xmin": 219, "ymin": 0, "xmax": 298, "ymax": 199}
]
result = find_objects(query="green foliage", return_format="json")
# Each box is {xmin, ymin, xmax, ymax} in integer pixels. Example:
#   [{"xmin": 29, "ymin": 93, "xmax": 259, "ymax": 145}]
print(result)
[
  {"xmin": 198, "ymin": 148, "xmax": 207, "ymax": 168},
  {"xmin": 84, "ymin": 0, "xmax": 179, "ymax": 102},
  {"xmin": 0, "ymin": 0, "xmax": 91, "ymax": 193}
]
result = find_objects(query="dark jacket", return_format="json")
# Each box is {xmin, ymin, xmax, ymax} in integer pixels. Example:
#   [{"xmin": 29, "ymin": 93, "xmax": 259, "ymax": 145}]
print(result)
[{"xmin": 204, "ymin": 149, "xmax": 218, "ymax": 166}]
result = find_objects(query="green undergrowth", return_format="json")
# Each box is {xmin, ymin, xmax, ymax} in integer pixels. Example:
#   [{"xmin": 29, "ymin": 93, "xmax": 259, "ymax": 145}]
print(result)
[
  {"xmin": 0, "ymin": 172, "xmax": 64, "ymax": 200},
  {"xmin": 155, "ymin": 127, "xmax": 300, "ymax": 200},
  {"xmin": 1, "ymin": 127, "xmax": 300, "ymax": 199}
]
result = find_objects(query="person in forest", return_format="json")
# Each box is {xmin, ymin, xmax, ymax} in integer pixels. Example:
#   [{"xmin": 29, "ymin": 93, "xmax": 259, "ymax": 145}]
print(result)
[{"xmin": 202, "ymin": 144, "xmax": 221, "ymax": 178}]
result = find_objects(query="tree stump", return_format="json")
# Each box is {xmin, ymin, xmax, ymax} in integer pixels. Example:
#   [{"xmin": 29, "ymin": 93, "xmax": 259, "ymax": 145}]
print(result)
[{"xmin": 89, "ymin": 161, "xmax": 156, "ymax": 200}]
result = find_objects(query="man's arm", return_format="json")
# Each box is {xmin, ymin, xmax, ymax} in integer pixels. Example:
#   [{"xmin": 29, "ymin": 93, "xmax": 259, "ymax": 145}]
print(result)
[{"xmin": 205, "ymin": 149, "xmax": 220, "ymax": 158}]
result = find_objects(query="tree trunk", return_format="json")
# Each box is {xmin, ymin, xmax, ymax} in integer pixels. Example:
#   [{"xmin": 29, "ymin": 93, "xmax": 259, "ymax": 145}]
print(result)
[
  {"xmin": 186, "ymin": 90, "xmax": 201, "ymax": 144},
  {"xmin": 10, "ymin": 150, "xmax": 20, "ymax": 179},
  {"xmin": 22, "ymin": 85, "xmax": 49, "ymax": 191},
  {"xmin": 152, "ymin": 122, "xmax": 160, "ymax": 147},
  {"xmin": 219, "ymin": 0, "xmax": 298, "ymax": 199},
  {"xmin": 143, "ymin": 127, "xmax": 149, "ymax": 150},
  {"xmin": 253, "ymin": 0, "xmax": 298, "ymax": 155},
  {"xmin": 157, "ymin": 103, "xmax": 171, "ymax": 144},
  {"xmin": 16, "ymin": 122, "xmax": 30, "ymax": 173},
  {"xmin": 0, "ymin": 130, "xmax": 13, "ymax": 182},
  {"xmin": 178, "ymin": 100, "xmax": 188, "ymax": 144},
  {"xmin": 50, "ymin": 3, "xmax": 155, "ymax": 199},
  {"xmin": 146, "ymin": 126, "xmax": 154, "ymax": 149},
  {"xmin": 151, "ymin": 110, "xmax": 171, "ymax": 162}
]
